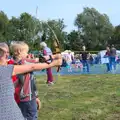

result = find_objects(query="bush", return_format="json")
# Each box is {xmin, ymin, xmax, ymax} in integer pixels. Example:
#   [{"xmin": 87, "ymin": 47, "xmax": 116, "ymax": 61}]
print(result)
[{"xmin": 74, "ymin": 51, "xmax": 99, "ymax": 54}]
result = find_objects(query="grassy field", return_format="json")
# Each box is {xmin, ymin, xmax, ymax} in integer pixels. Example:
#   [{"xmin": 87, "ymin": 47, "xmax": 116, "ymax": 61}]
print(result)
[{"xmin": 36, "ymin": 74, "xmax": 120, "ymax": 120}]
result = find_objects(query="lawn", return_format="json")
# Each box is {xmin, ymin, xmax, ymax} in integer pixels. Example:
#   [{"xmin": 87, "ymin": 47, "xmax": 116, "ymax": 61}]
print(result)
[{"xmin": 36, "ymin": 74, "xmax": 120, "ymax": 120}]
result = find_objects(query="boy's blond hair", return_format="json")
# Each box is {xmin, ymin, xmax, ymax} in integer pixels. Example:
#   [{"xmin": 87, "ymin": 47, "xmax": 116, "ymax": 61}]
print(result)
[{"xmin": 10, "ymin": 41, "xmax": 29, "ymax": 55}]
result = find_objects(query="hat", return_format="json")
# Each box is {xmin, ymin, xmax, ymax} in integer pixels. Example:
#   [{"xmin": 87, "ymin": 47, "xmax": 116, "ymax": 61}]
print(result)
[{"xmin": 40, "ymin": 42, "xmax": 47, "ymax": 48}]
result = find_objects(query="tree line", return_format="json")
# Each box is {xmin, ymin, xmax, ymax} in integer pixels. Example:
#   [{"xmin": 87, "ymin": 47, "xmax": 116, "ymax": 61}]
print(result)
[{"xmin": 0, "ymin": 7, "xmax": 120, "ymax": 52}]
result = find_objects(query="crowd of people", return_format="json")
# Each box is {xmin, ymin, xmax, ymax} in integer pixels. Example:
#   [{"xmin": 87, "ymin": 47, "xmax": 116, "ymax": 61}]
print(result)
[
  {"xmin": 61, "ymin": 45, "xmax": 91, "ymax": 73},
  {"xmin": 61, "ymin": 45, "xmax": 118, "ymax": 73},
  {"xmin": 0, "ymin": 41, "xmax": 62, "ymax": 120}
]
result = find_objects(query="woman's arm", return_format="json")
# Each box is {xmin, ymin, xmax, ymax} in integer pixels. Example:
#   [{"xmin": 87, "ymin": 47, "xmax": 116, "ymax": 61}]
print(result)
[{"xmin": 13, "ymin": 57, "xmax": 62, "ymax": 75}]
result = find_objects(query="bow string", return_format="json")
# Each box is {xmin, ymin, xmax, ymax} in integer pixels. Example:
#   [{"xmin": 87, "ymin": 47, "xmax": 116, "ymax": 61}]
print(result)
[{"xmin": 46, "ymin": 22, "xmax": 61, "ymax": 72}]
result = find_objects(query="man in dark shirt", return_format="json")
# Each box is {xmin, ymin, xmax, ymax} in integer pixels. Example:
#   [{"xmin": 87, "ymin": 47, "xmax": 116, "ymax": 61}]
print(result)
[{"xmin": 81, "ymin": 46, "xmax": 90, "ymax": 72}]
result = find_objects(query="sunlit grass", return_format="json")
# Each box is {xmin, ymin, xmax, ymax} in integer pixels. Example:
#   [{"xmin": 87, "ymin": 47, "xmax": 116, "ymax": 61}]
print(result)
[{"xmin": 36, "ymin": 74, "xmax": 120, "ymax": 120}]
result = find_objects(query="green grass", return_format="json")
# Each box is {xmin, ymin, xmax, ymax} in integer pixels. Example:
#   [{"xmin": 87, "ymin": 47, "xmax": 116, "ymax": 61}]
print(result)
[{"xmin": 36, "ymin": 74, "xmax": 120, "ymax": 120}]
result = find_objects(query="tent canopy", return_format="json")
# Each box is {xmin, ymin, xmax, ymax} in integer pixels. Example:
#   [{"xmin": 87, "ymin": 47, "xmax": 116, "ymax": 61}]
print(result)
[{"xmin": 98, "ymin": 50, "xmax": 120, "ymax": 58}]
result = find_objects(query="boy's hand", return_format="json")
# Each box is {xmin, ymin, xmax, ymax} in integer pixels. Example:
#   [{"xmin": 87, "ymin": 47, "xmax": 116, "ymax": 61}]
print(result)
[
  {"xmin": 43, "ymin": 54, "xmax": 62, "ymax": 61},
  {"xmin": 36, "ymin": 98, "xmax": 41, "ymax": 110}
]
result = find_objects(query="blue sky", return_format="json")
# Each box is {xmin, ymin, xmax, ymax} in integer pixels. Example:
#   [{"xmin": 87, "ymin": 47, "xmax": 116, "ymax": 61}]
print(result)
[{"xmin": 1, "ymin": 0, "xmax": 120, "ymax": 32}]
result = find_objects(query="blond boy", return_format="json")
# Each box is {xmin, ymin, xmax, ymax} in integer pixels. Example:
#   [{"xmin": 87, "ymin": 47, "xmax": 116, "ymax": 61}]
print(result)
[{"xmin": 10, "ymin": 41, "xmax": 41, "ymax": 120}]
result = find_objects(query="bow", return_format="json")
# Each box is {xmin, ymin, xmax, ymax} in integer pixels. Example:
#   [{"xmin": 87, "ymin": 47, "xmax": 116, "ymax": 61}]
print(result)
[{"xmin": 45, "ymin": 22, "xmax": 61, "ymax": 72}]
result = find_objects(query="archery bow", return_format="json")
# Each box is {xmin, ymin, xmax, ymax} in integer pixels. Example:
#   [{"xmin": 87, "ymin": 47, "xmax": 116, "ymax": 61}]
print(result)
[{"xmin": 45, "ymin": 22, "xmax": 61, "ymax": 72}]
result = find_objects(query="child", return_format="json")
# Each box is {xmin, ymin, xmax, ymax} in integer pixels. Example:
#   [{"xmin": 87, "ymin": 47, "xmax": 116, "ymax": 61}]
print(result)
[
  {"xmin": 10, "ymin": 41, "xmax": 60, "ymax": 120},
  {"xmin": 65, "ymin": 52, "xmax": 72, "ymax": 72},
  {"xmin": 74, "ymin": 59, "xmax": 83, "ymax": 72}
]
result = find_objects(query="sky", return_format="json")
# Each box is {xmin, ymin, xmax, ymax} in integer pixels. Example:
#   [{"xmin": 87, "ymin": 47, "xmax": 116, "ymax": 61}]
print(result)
[{"xmin": 1, "ymin": 0, "xmax": 120, "ymax": 32}]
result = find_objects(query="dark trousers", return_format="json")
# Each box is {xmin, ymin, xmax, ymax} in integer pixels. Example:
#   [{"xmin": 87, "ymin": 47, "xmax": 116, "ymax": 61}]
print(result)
[
  {"xmin": 82, "ymin": 60, "xmax": 89, "ymax": 72},
  {"xmin": 18, "ymin": 99, "xmax": 38, "ymax": 120},
  {"xmin": 106, "ymin": 63, "xmax": 111, "ymax": 72}
]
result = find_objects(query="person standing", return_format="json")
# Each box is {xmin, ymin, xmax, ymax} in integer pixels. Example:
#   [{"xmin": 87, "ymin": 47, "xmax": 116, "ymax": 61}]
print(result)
[
  {"xmin": 66, "ymin": 51, "xmax": 72, "ymax": 72},
  {"xmin": 109, "ymin": 45, "xmax": 117, "ymax": 71},
  {"xmin": 10, "ymin": 41, "xmax": 41, "ymax": 120},
  {"xmin": 40, "ymin": 42, "xmax": 54, "ymax": 85},
  {"xmin": 81, "ymin": 45, "xmax": 90, "ymax": 73},
  {"xmin": 105, "ymin": 46, "xmax": 111, "ymax": 72}
]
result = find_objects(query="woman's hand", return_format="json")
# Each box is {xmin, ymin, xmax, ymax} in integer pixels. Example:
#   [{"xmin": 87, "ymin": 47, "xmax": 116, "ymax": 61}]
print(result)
[
  {"xmin": 52, "ymin": 54, "xmax": 62, "ymax": 59},
  {"xmin": 51, "ymin": 57, "xmax": 62, "ymax": 67},
  {"xmin": 44, "ymin": 54, "xmax": 62, "ymax": 61}
]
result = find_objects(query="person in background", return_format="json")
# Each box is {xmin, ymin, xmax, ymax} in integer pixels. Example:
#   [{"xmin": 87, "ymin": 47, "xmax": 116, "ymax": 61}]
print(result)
[
  {"xmin": 74, "ymin": 58, "xmax": 83, "ymax": 72},
  {"xmin": 109, "ymin": 44, "xmax": 117, "ymax": 71},
  {"xmin": 89, "ymin": 54, "xmax": 94, "ymax": 66},
  {"xmin": 65, "ymin": 51, "xmax": 72, "ymax": 72},
  {"xmin": 104, "ymin": 46, "xmax": 111, "ymax": 72},
  {"xmin": 81, "ymin": 45, "xmax": 90, "ymax": 73},
  {"xmin": 40, "ymin": 42, "xmax": 54, "ymax": 85}
]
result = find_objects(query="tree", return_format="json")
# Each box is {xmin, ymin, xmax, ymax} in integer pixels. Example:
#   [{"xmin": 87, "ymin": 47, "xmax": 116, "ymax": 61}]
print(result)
[
  {"xmin": 8, "ymin": 13, "xmax": 41, "ymax": 49},
  {"xmin": 67, "ymin": 30, "xmax": 82, "ymax": 51},
  {"xmin": 40, "ymin": 19, "xmax": 67, "ymax": 51},
  {"xmin": 75, "ymin": 7, "xmax": 114, "ymax": 50},
  {"xmin": 7, "ymin": 14, "xmax": 66, "ymax": 51},
  {"xmin": 0, "ymin": 11, "xmax": 9, "ymax": 42},
  {"xmin": 111, "ymin": 25, "xmax": 120, "ymax": 48}
]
